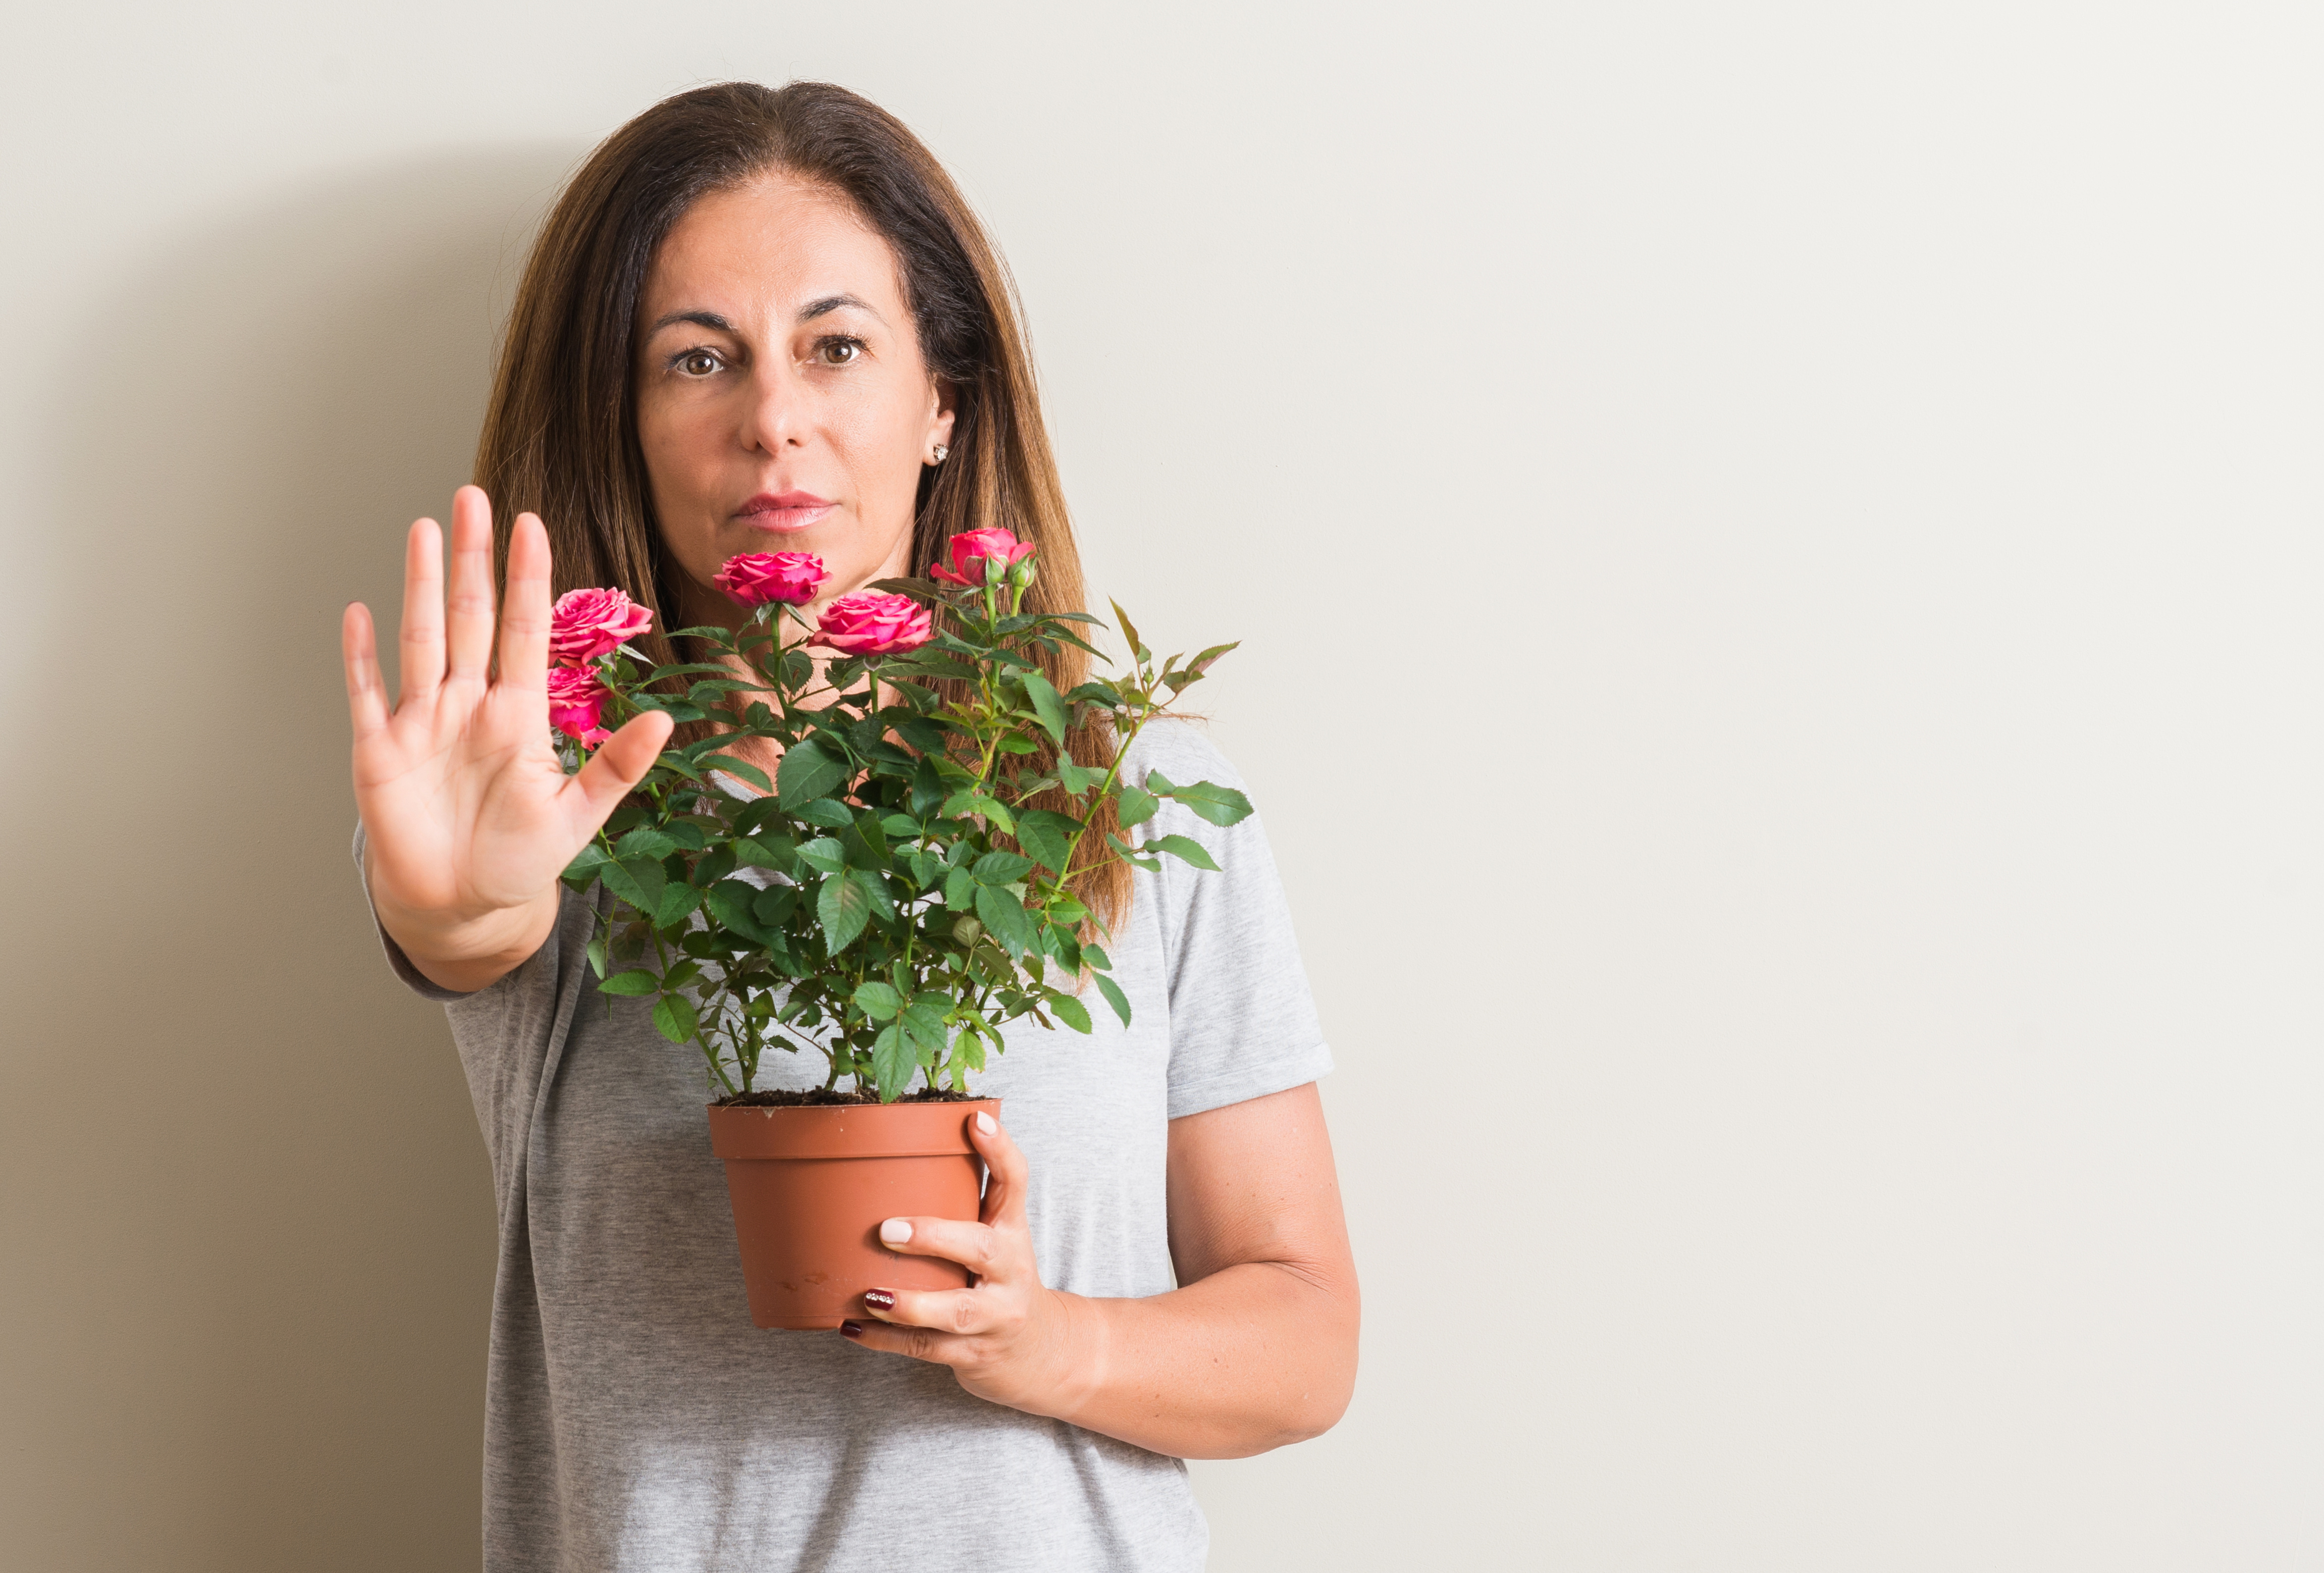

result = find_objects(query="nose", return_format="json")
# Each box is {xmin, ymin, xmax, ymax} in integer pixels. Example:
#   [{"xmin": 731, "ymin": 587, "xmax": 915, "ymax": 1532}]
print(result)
[{"xmin": 741, "ymin": 360, "xmax": 805, "ymax": 454}]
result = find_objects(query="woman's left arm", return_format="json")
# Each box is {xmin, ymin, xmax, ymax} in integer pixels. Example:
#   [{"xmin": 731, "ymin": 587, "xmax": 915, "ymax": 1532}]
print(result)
[{"xmin": 842, "ymin": 1083, "xmax": 1359, "ymax": 1459}]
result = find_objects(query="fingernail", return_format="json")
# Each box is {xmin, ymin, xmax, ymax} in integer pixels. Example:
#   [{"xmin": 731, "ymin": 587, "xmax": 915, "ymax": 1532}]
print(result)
[
  {"xmin": 863, "ymin": 1289, "xmax": 896, "ymax": 1312},
  {"xmin": 975, "ymin": 1111, "xmax": 996, "ymax": 1135},
  {"xmin": 880, "ymin": 1219, "xmax": 913, "ymax": 1245},
  {"xmin": 838, "ymin": 1320, "xmax": 866, "ymax": 1338}
]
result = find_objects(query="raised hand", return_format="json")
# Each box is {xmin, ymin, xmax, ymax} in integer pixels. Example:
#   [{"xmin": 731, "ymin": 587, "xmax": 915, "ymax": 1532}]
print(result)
[{"xmin": 342, "ymin": 486, "xmax": 673, "ymax": 993}]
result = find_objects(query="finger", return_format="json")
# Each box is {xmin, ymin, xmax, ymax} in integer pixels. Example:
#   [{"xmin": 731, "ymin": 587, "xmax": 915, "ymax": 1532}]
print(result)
[
  {"xmin": 399, "ymin": 517, "xmax": 445, "ymax": 700},
  {"xmin": 876, "ymin": 1215, "xmax": 1003, "ymax": 1279},
  {"xmin": 342, "ymin": 601, "xmax": 390, "ymax": 740},
  {"xmin": 860, "ymin": 1284, "xmax": 992, "ymax": 1336},
  {"xmin": 498, "ymin": 512, "xmax": 552, "ymax": 695},
  {"xmin": 444, "ymin": 485, "xmax": 498, "ymax": 681},
  {"xmin": 966, "ymin": 1109, "xmax": 1029, "ymax": 1229},
  {"xmin": 837, "ymin": 1317, "xmax": 969, "ymax": 1366},
  {"xmin": 559, "ymin": 710, "xmax": 673, "ymax": 841}
]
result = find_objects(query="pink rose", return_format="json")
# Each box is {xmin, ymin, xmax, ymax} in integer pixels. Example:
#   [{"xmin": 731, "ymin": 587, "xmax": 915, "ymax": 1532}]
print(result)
[
  {"xmin": 715, "ymin": 551, "xmax": 828, "ymax": 606},
  {"xmin": 808, "ymin": 592, "xmax": 933, "ymax": 655},
  {"xmin": 547, "ymin": 664, "xmax": 613, "ymax": 748},
  {"xmin": 929, "ymin": 527, "xmax": 1036, "ymax": 587},
  {"xmin": 550, "ymin": 587, "xmax": 653, "ymax": 666}
]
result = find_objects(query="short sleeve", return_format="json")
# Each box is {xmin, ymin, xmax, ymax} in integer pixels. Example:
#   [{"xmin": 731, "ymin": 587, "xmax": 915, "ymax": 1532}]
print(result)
[
  {"xmin": 1130, "ymin": 724, "xmax": 1335, "ymax": 1120},
  {"xmin": 350, "ymin": 821, "xmax": 479, "ymax": 1003}
]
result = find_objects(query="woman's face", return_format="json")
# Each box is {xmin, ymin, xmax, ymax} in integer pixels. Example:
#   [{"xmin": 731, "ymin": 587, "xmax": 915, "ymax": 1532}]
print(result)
[{"xmin": 634, "ymin": 171, "xmax": 955, "ymax": 627}]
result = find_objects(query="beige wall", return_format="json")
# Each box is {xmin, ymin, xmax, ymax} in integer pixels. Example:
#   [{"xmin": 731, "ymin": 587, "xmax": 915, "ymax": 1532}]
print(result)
[{"xmin": 4, "ymin": 4, "xmax": 2320, "ymax": 1569}]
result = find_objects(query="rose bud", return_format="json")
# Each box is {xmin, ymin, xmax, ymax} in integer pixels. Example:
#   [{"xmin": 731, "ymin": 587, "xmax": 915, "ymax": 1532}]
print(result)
[{"xmin": 929, "ymin": 527, "xmax": 1036, "ymax": 587}]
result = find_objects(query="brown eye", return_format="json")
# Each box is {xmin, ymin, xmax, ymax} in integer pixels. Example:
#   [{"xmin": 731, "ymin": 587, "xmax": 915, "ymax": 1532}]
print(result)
[
  {"xmin": 819, "ymin": 338, "xmax": 863, "ymax": 365},
  {"xmin": 680, "ymin": 351, "xmax": 720, "ymax": 377}
]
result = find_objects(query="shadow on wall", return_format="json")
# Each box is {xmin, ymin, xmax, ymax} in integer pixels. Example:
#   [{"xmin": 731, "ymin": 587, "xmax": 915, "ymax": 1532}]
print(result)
[{"xmin": 0, "ymin": 147, "xmax": 584, "ymax": 1571}]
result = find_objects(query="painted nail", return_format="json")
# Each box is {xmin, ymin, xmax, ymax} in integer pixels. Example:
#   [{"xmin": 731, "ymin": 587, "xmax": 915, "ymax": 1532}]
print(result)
[
  {"xmin": 975, "ymin": 1111, "xmax": 997, "ymax": 1135},
  {"xmin": 863, "ymin": 1289, "xmax": 896, "ymax": 1312},
  {"xmin": 879, "ymin": 1218, "xmax": 913, "ymax": 1245},
  {"xmin": 839, "ymin": 1320, "xmax": 866, "ymax": 1338}
]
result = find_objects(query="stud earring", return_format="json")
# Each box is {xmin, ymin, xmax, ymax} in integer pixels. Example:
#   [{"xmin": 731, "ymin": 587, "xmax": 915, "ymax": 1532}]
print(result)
[{"xmin": 930, "ymin": 444, "xmax": 949, "ymax": 464}]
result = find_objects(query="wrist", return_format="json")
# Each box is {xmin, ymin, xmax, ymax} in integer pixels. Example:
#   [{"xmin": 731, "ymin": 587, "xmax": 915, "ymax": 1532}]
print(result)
[
  {"xmin": 1024, "ymin": 1290, "xmax": 1111, "ymax": 1427},
  {"xmin": 374, "ymin": 886, "xmax": 559, "ymax": 983}
]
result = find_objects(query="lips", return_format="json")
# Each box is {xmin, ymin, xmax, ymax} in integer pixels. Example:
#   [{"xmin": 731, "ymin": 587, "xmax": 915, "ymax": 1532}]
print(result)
[{"xmin": 735, "ymin": 491, "xmax": 835, "ymax": 532}]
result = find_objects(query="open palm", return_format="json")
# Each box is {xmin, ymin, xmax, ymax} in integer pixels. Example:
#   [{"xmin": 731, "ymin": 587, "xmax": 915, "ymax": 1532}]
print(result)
[{"xmin": 341, "ymin": 486, "xmax": 671, "ymax": 984}]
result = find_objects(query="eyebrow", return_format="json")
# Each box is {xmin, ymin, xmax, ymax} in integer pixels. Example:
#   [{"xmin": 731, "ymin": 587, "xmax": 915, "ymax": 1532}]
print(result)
[
  {"xmin": 647, "ymin": 309, "xmax": 738, "ymax": 335},
  {"xmin": 646, "ymin": 296, "xmax": 886, "ymax": 338},
  {"xmin": 799, "ymin": 293, "xmax": 884, "ymax": 324}
]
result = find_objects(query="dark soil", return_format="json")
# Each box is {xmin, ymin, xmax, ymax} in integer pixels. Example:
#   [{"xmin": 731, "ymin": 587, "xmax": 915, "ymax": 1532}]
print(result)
[{"xmin": 714, "ymin": 1086, "xmax": 981, "ymax": 1108}]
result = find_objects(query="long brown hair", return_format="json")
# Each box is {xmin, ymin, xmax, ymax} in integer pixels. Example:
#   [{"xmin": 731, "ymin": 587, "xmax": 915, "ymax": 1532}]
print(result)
[{"xmin": 476, "ymin": 80, "xmax": 1128, "ymax": 929}]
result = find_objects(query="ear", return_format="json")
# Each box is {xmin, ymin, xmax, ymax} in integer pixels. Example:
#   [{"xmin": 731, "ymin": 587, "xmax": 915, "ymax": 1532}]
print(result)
[{"xmin": 926, "ymin": 380, "xmax": 958, "ymax": 457}]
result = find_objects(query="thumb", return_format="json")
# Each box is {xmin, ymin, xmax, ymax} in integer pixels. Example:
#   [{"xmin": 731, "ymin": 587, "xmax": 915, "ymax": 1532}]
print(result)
[{"xmin": 560, "ymin": 710, "xmax": 674, "ymax": 841}]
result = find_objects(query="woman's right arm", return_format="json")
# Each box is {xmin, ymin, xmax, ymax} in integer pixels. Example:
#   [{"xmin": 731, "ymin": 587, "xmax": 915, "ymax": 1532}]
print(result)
[{"xmin": 341, "ymin": 486, "xmax": 671, "ymax": 994}]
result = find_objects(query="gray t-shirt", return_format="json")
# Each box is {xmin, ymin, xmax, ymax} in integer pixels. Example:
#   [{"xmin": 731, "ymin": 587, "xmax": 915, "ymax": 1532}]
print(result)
[{"xmin": 357, "ymin": 722, "xmax": 1333, "ymax": 1572}]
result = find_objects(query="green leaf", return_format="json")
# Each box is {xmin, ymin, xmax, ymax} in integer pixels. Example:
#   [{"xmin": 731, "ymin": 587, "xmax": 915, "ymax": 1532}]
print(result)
[
  {"xmin": 1046, "ymin": 991, "xmax": 1092, "ymax": 1034},
  {"xmin": 659, "ymin": 819, "xmax": 710, "ymax": 851},
  {"xmin": 1110, "ymin": 598, "xmax": 1148, "ymax": 662},
  {"xmin": 1082, "ymin": 942, "xmax": 1113, "ymax": 972},
  {"xmin": 562, "ymin": 844, "xmax": 612, "ymax": 888},
  {"xmin": 972, "ymin": 850, "xmax": 1036, "ymax": 886},
  {"xmin": 615, "ymin": 827, "xmax": 676, "ymax": 861},
  {"xmin": 1145, "ymin": 833, "xmax": 1220, "ymax": 871},
  {"xmin": 896, "ymin": 717, "xmax": 950, "ymax": 753},
  {"xmin": 652, "ymin": 993, "xmax": 699, "ymax": 1044},
  {"xmin": 690, "ymin": 844, "xmax": 737, "ymax": 887},
  {"xmin": 867, "ymin": 575, "xmax": 944, "ymax": 601},
  {"xmin": 704, "ymin": 880, "xmax": 773, "ymax": 944},
  {"xmin": 842, "ymin": 815, "xmax": 891, "ymax": 870},
  {"xmin": 652, "ymin": 880, "xmax": 705, "ymax": 929},
  {"xmin": 939, "ymin": 789, "xmax": 1018, "ymax": 834},
  {"xmin": 854, "ymin": 980, "xmax": 904, "ymax": 1020},
  {"xmin": 871, "ymin": 1023, "xmax": 916, "ymax": 1102},
  {"xmin": 599, "ymin": 969, "xmax": 659, "ymax": 997},
  {"xmin": 902, "ymin": 995, "xmax": 951, "ymax": 1053},
  {"xmin": 699, "ymin": 753, "xmax": 772, "ymax": 791},
  {"xmin": 1115, "ymin": 786, "xmax": 1160, "ymax": 828},
  {"xmin": 851, "ymin": 866, "xmax": 897, "ymax": 925},
  {"xmin": 1186, "ymin": 640, "xmax": 1240, "ymax": 676},
  {"xmin": 1056, "ymin": 760, "xmax": 1108, "ymax": 795},
  {"xmin": 944, "ymin": 867, "xmax": 977, "ymax": 910},
  {"xmin": 1020, "ymin": 671, "xmax": 1068, "ymax": 744},
  {"xmin": 795, "ymin": 837, "xmax": 849, "ymax": 876},
  {"xmin": 734, "ymin": 833, "xmax": 798, "ymax": 874},
  {"xmin": 602, "ymin": 856, "xmax": 665, "ymax": 914},
  {"xmin": 975, "ymin": 883, "xmax": 1035, "ymax": 958},
  {"xmin": 1093, "ymin": 972, "xmax": 1132, "ymax": 1027},
  {"xmin": 908, "ymin": 758, "xmax": 948, "ymax": 818},
  {"xmin": 777, "ymin": 736, "xmax": 849, "ymax": 807},
  {"xmin": 1160, "ymin": 778, "xmax": 1254, "ymax": 827},
  {"xmin": 1014, "ymin": 809, "xmax": 1080, "ymax": 874},
  {"xmin": 818, "ymin": 871, "xmax": 873, "ymax": 953},
  {"xmin": 752, "ymin": 886, "xmax": 799, "ymax": 927},
  {"xmin": 733, "ymin": 797, "xmax": 788, "ymax": 836},
  {"xmin": 794, "ymin": 798, "xmax": 855, "ymax": 829}
]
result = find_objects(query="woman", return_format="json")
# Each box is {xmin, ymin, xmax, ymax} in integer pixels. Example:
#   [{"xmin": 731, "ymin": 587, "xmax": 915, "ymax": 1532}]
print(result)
[{"xmin": 341, "ymin": 81, "xmax": 1356, "ymax": 1571}]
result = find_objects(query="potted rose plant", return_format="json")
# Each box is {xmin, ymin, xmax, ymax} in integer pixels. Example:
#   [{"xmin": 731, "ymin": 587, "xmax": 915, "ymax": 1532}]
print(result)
[{"xmin": 544, "ymin": 529, "xmax": 1248, "ymax": 1328}]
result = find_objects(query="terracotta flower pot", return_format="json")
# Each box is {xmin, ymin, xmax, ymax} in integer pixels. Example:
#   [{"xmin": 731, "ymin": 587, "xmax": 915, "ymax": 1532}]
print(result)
[{"xmin": 706, "ymin": 1098, "xmax": 998, "ymax": 1330}]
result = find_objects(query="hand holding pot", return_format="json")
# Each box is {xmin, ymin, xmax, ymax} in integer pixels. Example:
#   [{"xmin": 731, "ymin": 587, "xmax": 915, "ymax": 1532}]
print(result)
[
  {"xmin": 342, "ymin": 486, "xmax": 672, "ymax": 992},
  {"xmin": 842, "ymin": 1112, "xmax": 1095, "ymax": 1417}
]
